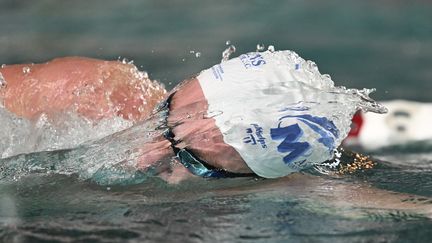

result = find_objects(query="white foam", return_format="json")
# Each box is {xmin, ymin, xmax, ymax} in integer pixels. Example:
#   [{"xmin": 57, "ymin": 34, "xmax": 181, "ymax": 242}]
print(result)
[{"xmin": 0, "ymin": 107, "xmax": 133, "ymax": 159}]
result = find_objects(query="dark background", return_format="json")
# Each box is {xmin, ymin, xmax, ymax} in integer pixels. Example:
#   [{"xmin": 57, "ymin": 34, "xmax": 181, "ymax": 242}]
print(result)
[{"xmin": 0, "ymin": 0, "xmax": 431, "ymax": 100}]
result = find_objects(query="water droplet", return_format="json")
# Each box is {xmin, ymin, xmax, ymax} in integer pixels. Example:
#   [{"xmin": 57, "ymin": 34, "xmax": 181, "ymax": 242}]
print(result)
[
  {"xmin": 225, "ymin": 40, "xmax": 231, "ymax": 45},
  {"xmin": 256, "ymin": 44, "xmax": 265, "ymax": 52},
  {"xmin": 267, "ymin": 45, "xmax": 275, "ymax": 52},
  {"xmin": 141, "ymin": 71, "xmax": 149, "ymax": 79},
  {"xmin": 0, "ymin": 72, "xmax": 6, "ymax": 88},
  {"xmin": 306, "ymin": 60, "xmax": 318, "ymax": 71},
  {"xmin": 195, "ymin": 52, "xmax": 201, "ymax": 58},
  {"xmin": 189, "ymin": 50, "xmax": 195, "ymax": 54},
  {"xmin": 352, "ymin": 88, "xmax": 388, "ymax": 114},
  {"xmin": 222, "ymin": 45, "xmax": 236, "ymax": 62},
  {"xmin": 121, "ymin": 58, "xmax": 134, "ymax": 65},
  {"xmin": 106, "ymin": 187, "xmax": 111, "ymax": 191},
  {"xmin": 22, "ymin": 66, "xmax": 31, "ymax": 74},
  {"xmin": 323, "ymin": 74, "xmax": 332, "ymax": 79},
  {"xmin": 1, "ymin": 64, "xmax": 5, "ymax": 68},
  {"xmin": 182, "ymin": 58, "xmax": 186, "ymax": 62}
]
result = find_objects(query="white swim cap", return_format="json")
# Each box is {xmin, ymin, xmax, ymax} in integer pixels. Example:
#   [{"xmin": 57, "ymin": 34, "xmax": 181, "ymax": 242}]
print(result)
[{"xmin": 197, "ymin": 50, "xmax": 360, "ymax": 178}]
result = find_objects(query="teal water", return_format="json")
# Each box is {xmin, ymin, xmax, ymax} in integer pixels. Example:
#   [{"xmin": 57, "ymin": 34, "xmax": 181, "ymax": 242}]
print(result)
[
  {"xmin": 1, "ymin": 156, "xmax": 431, "ymax": 242},
  {"xmin": 1, "ymin": 0, "xmax": 432, "ymax": 242}
]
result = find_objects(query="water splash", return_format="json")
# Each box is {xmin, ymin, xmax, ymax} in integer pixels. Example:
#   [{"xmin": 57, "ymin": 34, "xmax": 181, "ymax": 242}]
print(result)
[
  {"xmin": 267, "ymin": 45, "xmax": 275, "ymax": 52},
  {"xmin": 0, "ymin": 113, "xmax": 168, "ymax": 185},
  {"xmin": 0, "ymin": 107, "xmax": 133, "ymax": 159},
  {"xmin": 256, "ymin": 44, "xmax": 265, "ymax": 51},
  {"xmin": 274, "ymin": 49, "xmax": 387, "ymax": 114},
  {"xmin": 0, "ymin": 72, "xmax": 6, "ymax": 88},
  {"xmin": 349, "ymin": 88, "xmax": 388, "ymax": 114},
  {"xmin": 189, "ymin": 50, "xmax": 201, "ymax": 58},
  {"xmin": 22, "ymin": 66, "xmax": 31, "ymax": 74},
  {"xmin": 222, "ymin": 44, "xmax": 236, "ymax": 62},
  {"xmin": 121, "ymin": 58, "xmax": 134, "ymax": 65},
  {"xmin": 226, "ymin": 49, "xmax": 387, "ymax": 169}
]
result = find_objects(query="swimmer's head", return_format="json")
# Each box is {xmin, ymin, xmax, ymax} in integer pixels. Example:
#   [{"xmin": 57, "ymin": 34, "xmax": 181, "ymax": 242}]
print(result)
[{"xmin": 193, "ymin": 50, "xmax": 367, "ymax": 178}]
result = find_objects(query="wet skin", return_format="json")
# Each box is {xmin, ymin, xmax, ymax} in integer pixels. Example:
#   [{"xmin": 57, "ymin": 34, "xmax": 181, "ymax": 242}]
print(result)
[{"xmin": 0, "ymin": 57, "xmax": 166, "ymax": 121}]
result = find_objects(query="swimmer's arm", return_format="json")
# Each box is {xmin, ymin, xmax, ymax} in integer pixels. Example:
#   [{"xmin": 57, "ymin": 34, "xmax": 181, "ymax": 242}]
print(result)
[
  {"xmin": 0, "ymin": 57, "xmax": 166, "ymax": 121},
  {"xmin": 134, "ymin": 135, "xmax": 196, "ymax": 184}
]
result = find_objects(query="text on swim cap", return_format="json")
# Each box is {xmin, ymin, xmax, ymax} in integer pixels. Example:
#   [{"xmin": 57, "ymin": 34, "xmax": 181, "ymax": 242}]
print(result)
[
  {"xmin": 239, "ymin": 53, "xmax": 266, "ymax": 69},
  {"xmin": 243, "ymin": 124, "xmax": 267, "ymax": 148}
]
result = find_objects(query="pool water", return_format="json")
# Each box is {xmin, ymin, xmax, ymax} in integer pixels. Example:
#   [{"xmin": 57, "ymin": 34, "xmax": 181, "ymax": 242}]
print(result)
[
  {"xmin": 0, "ymin": 101, "xmax": 431, "ymax": 242},
  {"xmin": 1, "ymin": 0, "xmax": 432, "ymax": 242},
  {"xmin": 1, "ymin": 151, "xmax": 431, "ymax": 242}
]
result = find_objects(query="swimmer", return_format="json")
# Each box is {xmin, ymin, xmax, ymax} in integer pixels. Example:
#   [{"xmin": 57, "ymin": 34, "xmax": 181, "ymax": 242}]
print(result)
[
  {"xmin": 2, "ymin": 53, "xmax": 431, "ymax": 220},
  {"xmin": 0, "ymin": 51, "xmax": 381, "ymax": 182}
]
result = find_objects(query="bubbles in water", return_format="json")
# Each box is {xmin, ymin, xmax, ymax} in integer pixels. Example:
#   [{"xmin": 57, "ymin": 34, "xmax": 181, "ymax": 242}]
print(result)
[
  {"xmin": 222, "ymin": 44, "xmax": 236, "ymax": 62},
  {"xmin": 0, "ymin": 72, "xmax": 6, "ymax": 88},
  {"xmin": 22, "ymin": 66, "xmax": 31, "ymax": 74},
  {"xmin": 256, "ymin": 44, "xmax": 265, "ymax": 52}
]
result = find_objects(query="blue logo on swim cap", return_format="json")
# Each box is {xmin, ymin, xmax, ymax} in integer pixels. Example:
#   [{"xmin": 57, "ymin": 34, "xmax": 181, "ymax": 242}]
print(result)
[
  {"xmin": 243, "ymin": 124, "xmax": 268, "ymax": 148},
  {"xmin": 270, "ymin": 115, "xmax": 339, "ymax": 164}
]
